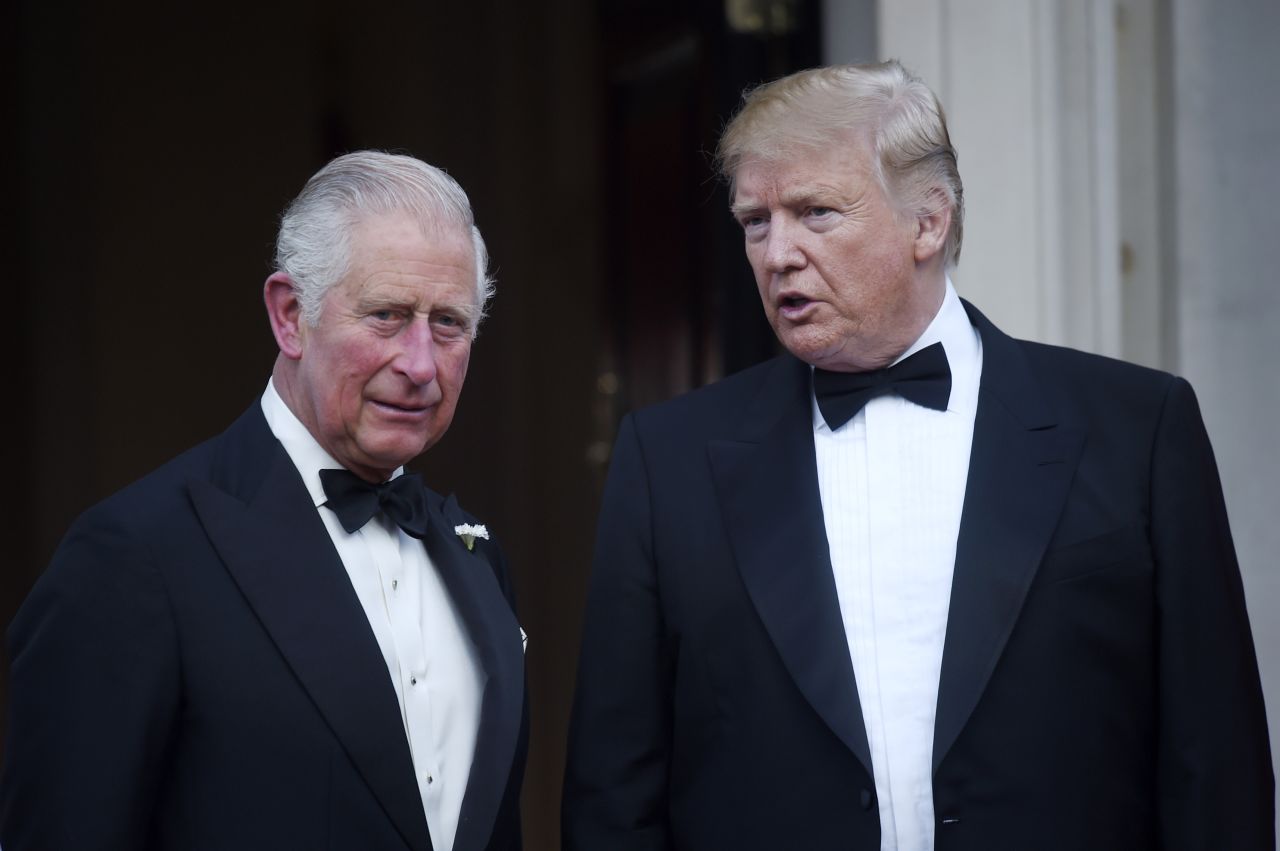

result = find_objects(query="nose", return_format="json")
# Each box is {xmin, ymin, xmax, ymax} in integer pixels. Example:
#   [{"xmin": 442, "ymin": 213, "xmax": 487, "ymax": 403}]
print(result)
[
  {"xmin": 396, "ymin": 317, "xmax": 438, "ymax": 386},
  {"xmin": 761, "ymin": 218, "xmax": 806, "ymax": 274}
]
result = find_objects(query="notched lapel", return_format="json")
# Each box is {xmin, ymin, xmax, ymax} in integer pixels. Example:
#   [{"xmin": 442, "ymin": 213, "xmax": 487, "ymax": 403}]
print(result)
[
  {"xmin": 933, "ymin": 305, "xmax": 1085, "ymax": 772},
  {"xmin": 426, "ymin": 495, "xmax": 523, "ymax": 851},
  {"xmin": 707, "ymin": 357, "xmax": 873, "ymax": 776},
  {"xmin": 189, "ymin": 445, "xmax": 434, "ymax": 851}
]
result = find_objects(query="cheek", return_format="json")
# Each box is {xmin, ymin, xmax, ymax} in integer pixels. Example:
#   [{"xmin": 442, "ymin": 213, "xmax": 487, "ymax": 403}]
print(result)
[
  {"xmin": 329, "ymin": 350, "xmax": 388, "ymax": 419},
  {"xmin": 839, "ymin": 249, "xmax": 904, "ymax": 303},
  {"xmin": 742, "ymin": 243, "xmax": 767, "ymax": 280},
  {"xmin": 338, "ymin": 342, "xmax": 393, "ymax": 383},
  {"xmin": 440, "ymin": 344, "xmax": 472, "ymax": 388}
]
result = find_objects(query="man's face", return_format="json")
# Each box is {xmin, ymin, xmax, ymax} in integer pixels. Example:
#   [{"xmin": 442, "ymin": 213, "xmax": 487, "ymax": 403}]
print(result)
[
  {"xmin": 292, "ymin": 212, "xmax": 477, "ymax": 481},
  {"xmin": 732, "ymin": 139, "xmax": 942, "ymax": 372}
]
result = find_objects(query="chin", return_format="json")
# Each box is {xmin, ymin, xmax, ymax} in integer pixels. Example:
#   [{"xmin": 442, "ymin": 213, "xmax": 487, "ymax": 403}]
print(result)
[
  {"xmin": 361, "ymin": 435, "xmax": 432, "ymax": 470},
  {"xmin": 776, "ymin": 331, "xmax": 836, "ymax": 368}
]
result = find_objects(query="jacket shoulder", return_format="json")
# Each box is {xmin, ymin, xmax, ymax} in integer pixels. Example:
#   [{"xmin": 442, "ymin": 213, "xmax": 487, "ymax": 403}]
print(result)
[
  {"xmin": 1019, "ymin": 338, "xmax": 1173, "ymax": 386},
  {"xmin": 1015, "ymin": 338, "xmax": 1184, "ymax": 419},
  {"xmin": 965, "ymin": 298, "xmax": 1184, "ymax": 419}
]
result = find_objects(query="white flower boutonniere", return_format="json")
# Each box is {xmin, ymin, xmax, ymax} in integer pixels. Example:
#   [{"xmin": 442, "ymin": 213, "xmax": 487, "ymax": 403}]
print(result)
[{"xmin": 454, "ymin": 523, "xmax": 490, "ymax": 551}]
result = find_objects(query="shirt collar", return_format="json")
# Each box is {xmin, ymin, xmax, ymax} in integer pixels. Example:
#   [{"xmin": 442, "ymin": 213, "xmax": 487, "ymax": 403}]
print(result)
[{"xmin": 260, "ymin": 378, "xmax": 405, "ymax": 509}]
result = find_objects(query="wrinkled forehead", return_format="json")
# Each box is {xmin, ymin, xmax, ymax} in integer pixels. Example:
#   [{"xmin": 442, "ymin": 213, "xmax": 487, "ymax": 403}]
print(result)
[
  {"xmin": 729, "ymin": 131, "xmax": 878, "ymax": 201},
  {"xmin": 339, "ymin": 211, "xmax": 478, "ymax": 295}
]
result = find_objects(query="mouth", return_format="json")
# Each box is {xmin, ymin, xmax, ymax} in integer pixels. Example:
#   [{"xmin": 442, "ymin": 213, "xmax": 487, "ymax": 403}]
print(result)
[
  {"xmin": 370, "ymin": 399, "xmax": 432, "ymax": 417},
  {"xmin": 777, "ymin": 293, "xmax": 817, "ymax": 320}
]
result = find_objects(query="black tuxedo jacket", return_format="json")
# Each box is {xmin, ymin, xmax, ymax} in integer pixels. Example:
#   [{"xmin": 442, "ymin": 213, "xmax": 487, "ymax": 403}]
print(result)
[
  {"xmin": 0, "ymin": 403, "xmax": 526, "ymax": 851},
  {"xmin": 563, "ymin": 303, "xmax": 1273, "ymax": 850}
]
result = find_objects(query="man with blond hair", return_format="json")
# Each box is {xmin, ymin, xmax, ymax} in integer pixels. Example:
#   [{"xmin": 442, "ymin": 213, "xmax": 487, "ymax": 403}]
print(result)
[
  {"xmin": 1, "ymin": 151, "xmax": 526, "ymax": 851},
  {"xmin": 564, "ymin": 62, "xmax": 1272, "ymax": 850}
]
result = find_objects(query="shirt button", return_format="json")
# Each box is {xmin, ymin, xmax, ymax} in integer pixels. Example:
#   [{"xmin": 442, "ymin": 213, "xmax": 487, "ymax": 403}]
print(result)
[
  {"xmin": 391, "ymin": 579, "xmax": 398, "ymax": 591},
  {"xmin": 426, "ymin": 775, "xmax": 434, "ymax": 785},
  {"xmin": 410, "ymin": 676, "xmax": 417, "ymax": 685}
]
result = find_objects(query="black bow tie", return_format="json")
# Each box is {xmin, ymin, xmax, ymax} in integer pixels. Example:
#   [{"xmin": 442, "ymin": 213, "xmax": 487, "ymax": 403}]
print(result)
[
  {"xmin": 813, "ymin": 342, "xmax": 952, "ymax": 430},
  {"xmin": 319, "ymin": 468, "xmax": 430, "ymax": 537}
]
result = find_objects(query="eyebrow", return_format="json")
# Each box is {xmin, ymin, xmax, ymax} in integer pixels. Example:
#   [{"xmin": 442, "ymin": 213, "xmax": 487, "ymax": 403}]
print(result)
[
  {"xmin": 730, "ymin": 183, "xmax": 847, "ymax": 216},
  {"xmin": 357, "ymin": 294, "xmax": 482, "ymax": 325}
]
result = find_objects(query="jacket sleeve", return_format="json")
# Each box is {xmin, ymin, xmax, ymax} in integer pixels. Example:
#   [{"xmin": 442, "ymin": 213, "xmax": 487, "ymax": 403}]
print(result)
[
  {"xmin": 0, "ymin": 507, "xmax": 180, "ymax": 850},
  {"xmin": 562, "ymin": 413, "xmax": 674, "ymax": 851},
  {"xmin": 1151, "ymin": 377, "xmax": 1274, "ymax": 848}
]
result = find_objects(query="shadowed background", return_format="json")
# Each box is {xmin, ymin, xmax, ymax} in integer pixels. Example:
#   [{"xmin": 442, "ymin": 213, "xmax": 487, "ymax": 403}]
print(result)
[{"xmin": 2, "ymin": 1, "xmax": 830, "ymax": 847}]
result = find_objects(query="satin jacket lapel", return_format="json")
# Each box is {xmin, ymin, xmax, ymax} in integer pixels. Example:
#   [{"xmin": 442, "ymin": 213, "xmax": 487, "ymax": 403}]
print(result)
[
  {"xmin": 426, "ymin": 494, "xmax": 523, "ymax": 851},
  {"xmin": 932, "ymin": 303, "xmax": 1084, "ymax": 772},
  {"xmin": 708, "ymin": 356, "xmax": 873, "ymax": 775},
  {"xmin": 187, "ymin": 407, "xmax": 434, "ymax": 851}
]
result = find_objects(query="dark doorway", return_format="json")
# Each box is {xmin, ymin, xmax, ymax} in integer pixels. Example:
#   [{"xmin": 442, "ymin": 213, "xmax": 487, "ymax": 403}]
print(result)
[
  {"xmin": 597, "ymin": 0, "xmax": 823, "ymax": 422},
  {"xmin": 5, "ymin": 1, "xmax": 822, "ymax": 848}
]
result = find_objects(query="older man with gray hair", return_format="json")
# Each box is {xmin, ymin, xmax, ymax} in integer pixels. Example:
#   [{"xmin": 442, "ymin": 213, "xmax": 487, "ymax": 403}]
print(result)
[
  {"xmin": 564, "ymin": 61, "xmax": 1272, "ymax": 850},
  {"xmin": 1, "ymin": 151, "xmax": 526, "ymax": 851}
]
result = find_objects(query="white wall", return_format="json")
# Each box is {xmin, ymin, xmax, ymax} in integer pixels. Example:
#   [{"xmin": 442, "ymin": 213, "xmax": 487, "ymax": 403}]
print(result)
[{"xmin": 1170, "ymin": 0, "xmax": 1280, "ymax": 800}]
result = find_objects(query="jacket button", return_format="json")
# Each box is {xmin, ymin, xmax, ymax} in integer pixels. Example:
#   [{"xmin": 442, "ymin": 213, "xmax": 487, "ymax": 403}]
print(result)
[{"xmin": 860, "ymin": 789, "xmax": 873, "ymax": 810}]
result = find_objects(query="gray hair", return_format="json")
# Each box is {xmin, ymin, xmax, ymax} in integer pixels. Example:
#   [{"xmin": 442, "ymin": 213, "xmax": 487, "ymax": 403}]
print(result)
[
  {"xmin": 275, "ymin": 150, "xmax": 495, "ymax": 331},
  {"xmin": 717, "ymin": 60, "xmax": 964, "ymax": 268}
]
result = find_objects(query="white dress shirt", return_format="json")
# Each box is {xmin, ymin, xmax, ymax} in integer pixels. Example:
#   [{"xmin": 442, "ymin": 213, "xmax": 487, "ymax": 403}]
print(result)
[
  {"xmin": 261, "ymin": 380, "xmax": 483, "ymax": 851},
  {"xmin": 813, "ymin": 281, "xmax": 982, "ymax": 851}
]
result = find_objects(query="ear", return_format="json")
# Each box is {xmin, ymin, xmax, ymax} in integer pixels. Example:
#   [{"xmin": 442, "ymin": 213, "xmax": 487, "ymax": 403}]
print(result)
[
  {"xmin": 264, "ymin": 271, "xmax": 305, "ymax": 360},
  {"xmin": 913, "ymin": 190, "xmax": 952, "ymax": 264}
]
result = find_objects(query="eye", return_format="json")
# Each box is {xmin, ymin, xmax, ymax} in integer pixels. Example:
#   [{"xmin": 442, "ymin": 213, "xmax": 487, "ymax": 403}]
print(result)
[
  {"xmin": 806, "ymin": 206, "xmax": 835, "ymax": 218},
  {"xmin": 432, "ymin": 311, "xmax": 471, "ymax": 338},
  {"xmin": 365, "ymin": 308, "xmax": 410, "ymax": 332},
  {"xmin": 368, "ymin": 308, "xmax": 405, "ymax": 324},
  {"xmin": 736, "ymin": 212, "xmax": 769, "ymax": 240}
]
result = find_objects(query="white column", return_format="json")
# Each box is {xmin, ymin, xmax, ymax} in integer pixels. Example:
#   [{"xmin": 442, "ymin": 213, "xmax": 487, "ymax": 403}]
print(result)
[
  {"xmin": 877, "ymin": 0, "xmax": 1135, "ymax": 358},
  {"xmin": 1170, "ymin": 3, "xmax": 1280, "ymax": 831}
]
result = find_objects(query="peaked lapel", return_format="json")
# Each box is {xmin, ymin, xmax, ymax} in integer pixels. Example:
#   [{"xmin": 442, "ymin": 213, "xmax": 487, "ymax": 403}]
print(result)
[
  {"xmin": 708, "ymin": 356, "xmax": 873, "ymax": 776},
  {"xmin": 932, "ymin": 303, "xmax": 1084, "ymax": 771},
  {"xmin": 424, "ymin": 494, "xmax": 524, "ymax": 851},
  {"xmin": 187, "ymin": 406, "xmax": 434, "ymax": 851}
]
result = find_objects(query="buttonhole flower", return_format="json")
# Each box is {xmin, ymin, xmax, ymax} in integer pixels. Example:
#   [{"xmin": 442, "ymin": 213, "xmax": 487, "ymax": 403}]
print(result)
[{"xmin": 454, "ymin": 523, "xmax": 489, "ymax": 551}]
